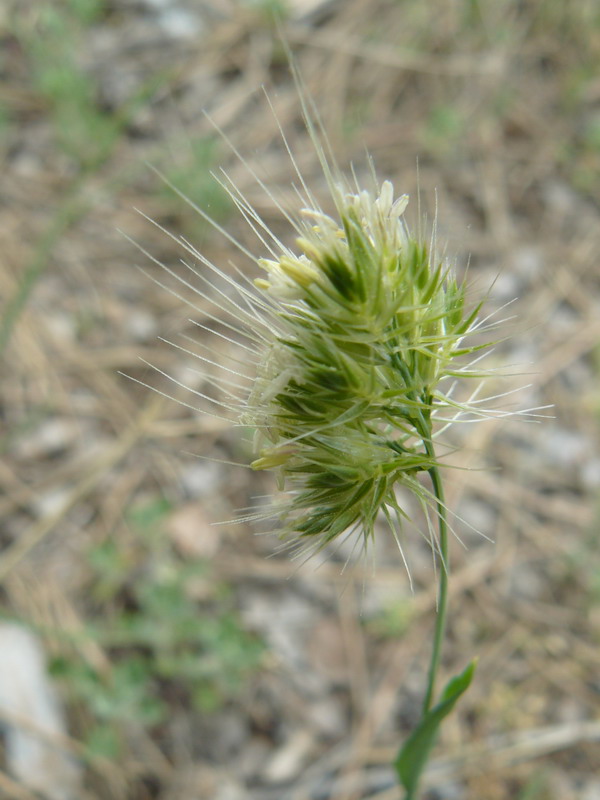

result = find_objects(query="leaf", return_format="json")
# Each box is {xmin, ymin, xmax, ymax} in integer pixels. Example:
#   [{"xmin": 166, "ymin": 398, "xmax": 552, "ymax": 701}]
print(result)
[{"xmin": 395, "ymin": 659, "xmax": 476, "ymax": 798}]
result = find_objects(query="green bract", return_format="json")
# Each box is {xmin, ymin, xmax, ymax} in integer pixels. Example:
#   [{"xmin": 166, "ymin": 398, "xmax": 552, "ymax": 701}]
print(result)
[{"xmin": 243, "ymin": 180, "xmax": 486, "ymax": 552}]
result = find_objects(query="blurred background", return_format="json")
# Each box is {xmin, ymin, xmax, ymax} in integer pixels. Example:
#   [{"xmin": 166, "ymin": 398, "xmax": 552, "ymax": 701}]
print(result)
[{"xmin": 1, "ymin": 1, "xmax": 600, "ymax": 798}]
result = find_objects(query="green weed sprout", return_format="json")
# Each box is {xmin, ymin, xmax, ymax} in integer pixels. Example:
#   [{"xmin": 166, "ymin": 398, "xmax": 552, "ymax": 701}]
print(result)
[{"xmin": 134, "ymin": 83, "xmax": 527, "ymax": 800}]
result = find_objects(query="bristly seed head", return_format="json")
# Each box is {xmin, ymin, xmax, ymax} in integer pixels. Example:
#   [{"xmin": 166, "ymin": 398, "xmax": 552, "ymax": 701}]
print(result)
[
  {"xmin": 133, "ymin": 90, "xmax": 523, "ymax": 565},
  {"xmin": 240, "ymin": 177, "xmax": 490, "ymax": 556}
]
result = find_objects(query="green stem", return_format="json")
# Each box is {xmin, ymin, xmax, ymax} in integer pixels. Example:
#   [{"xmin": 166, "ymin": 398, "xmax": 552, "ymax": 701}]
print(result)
[
  {"xmin": 390, "ymin": 360, "xmax": 450, "ymax": 713},
  {"xmin": 421, "ymin": 448, "xmax": 449, "ymax": 714},
  {"xmin": 401, "ymin": 430, "xmax": 449, "ymax": 800}
]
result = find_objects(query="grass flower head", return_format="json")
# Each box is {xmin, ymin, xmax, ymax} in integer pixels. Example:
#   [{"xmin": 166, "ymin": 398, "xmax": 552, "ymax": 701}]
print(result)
[
  {"xmin": 134, "ymin": 92, "xmax": 509, "ymax": 566},
  {"xmin": 244, "ymin": 176, "xmax": 486, "ymax": 554}
]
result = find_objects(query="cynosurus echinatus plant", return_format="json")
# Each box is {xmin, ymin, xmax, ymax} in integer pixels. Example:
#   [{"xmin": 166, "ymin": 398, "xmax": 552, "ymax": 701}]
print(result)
[
  {"xmin": 133, "ymin": 75, "xmax": 534, "ymax": 800},
  {"xmin": 248, "ymin": 174, "xmax": 481, "ymax": 798}
]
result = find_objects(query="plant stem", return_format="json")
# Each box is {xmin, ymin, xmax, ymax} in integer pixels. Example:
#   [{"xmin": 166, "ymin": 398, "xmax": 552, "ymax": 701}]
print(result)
[
  {"xmin": 392, "ymin": 360, "xmax": 450, "ymax": 711},
  {"xmin": 396, "ymin": 417, "xmax": 453, "ymax": 800},
  {"xmin": 422, "ymin": 451, "xmax": 449, "ymax": 714}
]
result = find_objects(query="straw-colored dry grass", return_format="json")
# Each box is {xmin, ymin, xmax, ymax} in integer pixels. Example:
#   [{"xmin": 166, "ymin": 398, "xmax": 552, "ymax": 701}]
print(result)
[{"xmin": 1, "ymin": 1, "xmax": 600, "ymax": 798}]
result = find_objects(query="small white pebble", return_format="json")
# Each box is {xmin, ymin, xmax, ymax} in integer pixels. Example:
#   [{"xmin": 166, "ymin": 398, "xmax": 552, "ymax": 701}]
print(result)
[
  {"xmin": 0, "ymin": 624, "xmax": 82, "ymax": 800},
  {"xmin": 126, "ymin": 309, "xmax": 158, "ymax": 341},
  {"xmin": 158, "ymin": 8, "xmax": 202, "ymax": 38},
  {"xmin": 13, "ymin": 419, "xmax": 79, "ymax": 460},
  {"xmin": 581, "ymin": 457, "xmax": 600, "ymax": 490}
]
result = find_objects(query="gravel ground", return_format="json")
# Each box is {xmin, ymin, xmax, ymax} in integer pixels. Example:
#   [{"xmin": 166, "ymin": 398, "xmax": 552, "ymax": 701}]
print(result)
[{"xmin": 1, "ymin": 2, "xmax": 600, "ymax": 799}]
